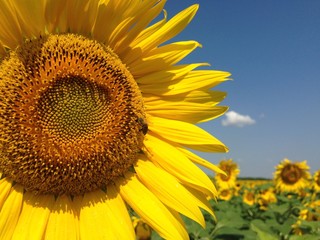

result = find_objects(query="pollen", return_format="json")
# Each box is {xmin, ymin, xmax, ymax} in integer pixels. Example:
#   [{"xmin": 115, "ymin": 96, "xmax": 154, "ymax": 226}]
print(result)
[{"xmin": 0, "ymin": 34, "xmax": 147, "ymax": 195}]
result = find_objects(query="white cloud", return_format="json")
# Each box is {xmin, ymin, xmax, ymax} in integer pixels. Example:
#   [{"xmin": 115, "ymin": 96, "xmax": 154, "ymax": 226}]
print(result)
[{"xmin": 222, "ymin": 111, "xmax": 256, "ymax": 127}]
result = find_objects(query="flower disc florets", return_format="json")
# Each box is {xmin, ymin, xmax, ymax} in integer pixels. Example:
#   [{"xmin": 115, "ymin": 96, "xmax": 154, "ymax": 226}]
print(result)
[
  {"xmin": 281, "ymin": 164, "xmax": 302, "ymax": 184},
  {"xmin": 0, "ymin": 34, "xmax": 146, "ymax": 195}
]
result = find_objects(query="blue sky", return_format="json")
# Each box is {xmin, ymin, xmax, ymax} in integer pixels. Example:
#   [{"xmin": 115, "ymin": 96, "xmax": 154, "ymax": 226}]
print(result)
[{"xmin": 164, "ymin": 1, "xmax": 320, "ymax": 178}]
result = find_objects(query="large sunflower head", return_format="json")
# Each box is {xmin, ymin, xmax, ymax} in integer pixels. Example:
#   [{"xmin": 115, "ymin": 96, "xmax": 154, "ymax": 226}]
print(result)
[
  {"xmin": 0, "ymin": 0, "xmax": 230, "ymax": 239},
  {"xmin": 214, "ymin": 159, "xmax": 240, "ymax": 189},
  {"xmin": 273, "ymin": 159, "xmax": 311, "ymax": 193}
]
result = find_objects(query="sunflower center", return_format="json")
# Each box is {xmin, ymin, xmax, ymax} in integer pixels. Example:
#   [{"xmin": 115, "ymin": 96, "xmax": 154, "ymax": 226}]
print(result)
[
  {"xmin": 245, "ymin": 192, "xmax": 254, "ymax": 201},
  {"xmin": 316, "ymin": 176, "xmax": 320, "ymax": 187},
  {"xmin": 38, "ymin": 76, "xmax": 110, "ymax": 141},
  {"xmin": 0, "ymin": 34, "xmax": 147, "ymax": 195},
  {"xmin": 281, "ymin": 164, "xmax": 302, "ymax": 184}
]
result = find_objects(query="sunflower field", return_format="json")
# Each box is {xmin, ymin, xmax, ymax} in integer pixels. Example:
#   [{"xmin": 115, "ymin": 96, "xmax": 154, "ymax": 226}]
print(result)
[{"xmin": 134, "ymin": 159, "xmax": 320, "ymax": 240}]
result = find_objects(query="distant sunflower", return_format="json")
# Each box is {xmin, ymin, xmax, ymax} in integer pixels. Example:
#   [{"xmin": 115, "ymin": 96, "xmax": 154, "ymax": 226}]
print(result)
[
  {"xmin": 242, "ymin": 190, "xmax": 255, "ymax": 206},
  {"xmin": 274, "ymin": 159, "xmax": 311, "ymax": 193},
  {"xmin": 218, "ymin": 188, "xmax": 233, "ymax": 201},
  {"xmin": 215, "ymin": 159, "xmax": 240, "ymax": 189},
  {"xmin": 132, "ymin": 216, "xmax": 152, "ymax": 240},
  {"xmin": 257, "ymin": 189, "xmax": 277, "ymax": 210},
  {"xmin": 312, "ymin": 170, "xmax": 320, "ymax": 192},
  {"xmin": 0, "ymin": 0, "xmax": 230, "ymax": 239}
]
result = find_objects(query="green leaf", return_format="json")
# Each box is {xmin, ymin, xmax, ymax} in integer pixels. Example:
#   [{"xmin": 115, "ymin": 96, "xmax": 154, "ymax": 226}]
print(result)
[
  {"xmin": 289, "ymin": 235, "xmax": 320, "ymax": 240},
  {"xmin": 250, "ymin": 220, "xmax": 278, "ymax": 240}
]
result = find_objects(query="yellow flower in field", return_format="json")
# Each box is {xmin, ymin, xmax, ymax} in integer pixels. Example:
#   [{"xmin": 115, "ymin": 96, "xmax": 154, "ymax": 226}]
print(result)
[
  {"xmin": 291, "ymin": 220, "xmax": 304, "ymax": 236},
  {"xmin": 215, "ymin": 159, "xmax": 240, "ymax": 189},
  {"xmin": 0, "ymin": 0, "xmax": 230, "ymax": 239},
  {"xmin": 132, "ymin": 217, "xmax": 152, "ymax": 240},
  {"xmin": 234, "ymin": 182, "xmax": 242, "ymax": 196},
  {"xmin": 257, "ymin": 189, "xmax": 277, "ymax": 210},
  {"xmin": 242, "ymin": 190, "xmax": 256, "ymax": 206},
  {"xmin": 292, "ymin": 200, "xmax": 320, "ymax": 235},
  {"xmin": 300, "ymin": 200, "xmax": 320, "ymax": 221},
  {"xmin": 312, "ymin": 170, "xmax": 320, "ymax": 192},
  {"xmin": 273, "ymin": 159, "xmax": 311, "ymax": 193},
  {"xmin": 218, "ymin": 188, "xmax": 234, "ymax": 201}
]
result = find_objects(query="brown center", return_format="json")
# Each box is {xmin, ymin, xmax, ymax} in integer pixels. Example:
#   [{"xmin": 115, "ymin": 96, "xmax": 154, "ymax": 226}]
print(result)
[
  {"xmin": 0, "ymin": 34, "xmax": 147, "ymax": 195},
  {"xmin": 281, "ymin": 164, "xmax": 302, "ymax": 185}
]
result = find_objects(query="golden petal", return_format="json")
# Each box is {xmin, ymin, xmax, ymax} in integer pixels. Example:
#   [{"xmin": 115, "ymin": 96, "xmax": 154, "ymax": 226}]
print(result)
[
  {"xmin": 10, "ymin": 0, "xmax": 46, "ymax": 37},
  {"xmin": 12, "ymin": 191, "xmax": 55, "ymax": 240},
  {"xmin": 0, "ymin": 185, "xmax": 24, "ymax": 239},
  {"xmin": 140, "ymin": 70, "xmax": 230, "ymax": 95},
  {"xmin": 117, "ymin": 172, "xmax": 189, "ymax": 240},
  {"xmin": 0, "ymin": 0, "xmax": 22, "ymax": 49},
  {"xmin": 148, "ymin": 116, "xmax": 228, "ymax": 152},
  {"xmin": 144, "ymin": 134, "xmax": 218, "ymax": 198},
  {"xmin": 126, "ymin": 4, "xmax": 198, "ymax": 64},
  {"xmin": 177, "ymin": 147, "xmax": 226, "ymax": 175},
  {"xmin": 129, "ymin": 41, "xmax": 201, "ymax": 76},
  {"xmin": 137, "ymin": 63, "xmax": 208, "ymax": 84},
  {"xmin": 135, "ymin": 157, "xmax": 205, "ymax": 227},
  {"xmin": 79, "ymin": 190, "xmax": 114, "ymax": 239},
  {"xmin": 0, "ymin": 178, "xmax": 12, "ymax": 211},
  {"xmin": 44, "ymin": 195, "xmax": 78, "ymax": 240}
]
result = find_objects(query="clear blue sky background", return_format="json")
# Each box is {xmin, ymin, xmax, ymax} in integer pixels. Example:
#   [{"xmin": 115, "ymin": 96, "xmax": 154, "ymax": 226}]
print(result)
[{"xmin": 164, "ymin": 1, "xmax": 320, "ymax": 178}]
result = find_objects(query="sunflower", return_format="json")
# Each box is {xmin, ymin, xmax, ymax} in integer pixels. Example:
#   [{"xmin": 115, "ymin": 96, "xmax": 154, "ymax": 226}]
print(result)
[
  {"xmin": 214, "ymin": 159, "xmax": 240, "ymax": 189},
  {"xmin": 0, "ymin": 0, "xmax": 230, "ymax": 239},
  {"xmin": 257, "ymin": 189, "xmax": 277, "ymax": 210},
  {"xmin": 273, "ymin": 159, "xmax": 311, "ymax": 194},
  {"xmin": 218, "ymin": 188, "xmax": 233, "ymax": 201},
  {"xmin": 312, "ymin": 170, "xmax": 320, "ymax": 192},
  {"xmin": 242, "ymin": 189, "xmax": 255, "ymax": 206},
  {"xmin": 132, "ymin": 216, "xmax": 152, "ymax": 240}
]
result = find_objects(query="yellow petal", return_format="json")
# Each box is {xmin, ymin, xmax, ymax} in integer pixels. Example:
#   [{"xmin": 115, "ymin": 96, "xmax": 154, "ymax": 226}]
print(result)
[
  {"xmin": 44, "ymin": 195, "xmax": 78, "ymax": 240},
  {"xmin": 44, "ymin": 0, "xmax": 67, "ymax": 33},
  {"xmin": 12, "ymin": 191, "xmax": 55, "ymax": 240},
  {"xmin": 72, "ymin": 195, "xmax": 83, "ymax": 240},
  {"xmin": 0, "ymin": 178, "xmax": 12, "ymax": 211},
  {"xmin": 64, "ymin": 0, "xmax": 98, "ymax": 36},
  {"xmin": 143, "ymin": 134, "xmax": 218, "ymax": 198},
  {"xmin": 177, "ymin": 147, "xmax": 226, "ymax": 175},
  {"xmin": 0, "ymin": 184, "xmax": 24, "ymax": 240},
  {"xmin": 129, "ymin": 41, "xmax": 201, "ymax": 77},
  {"xmin": 115, "ymin": 0, "xmax": 166, "ymax": 56},
  {"xmin": 135, "ymin": 157, "xmax": 205, "ymax": 227},
  {"xmin": 117, "ymin": 172, "xmax": 189, "ymax": 240},
  {"xmin": 79, "ymin": 188, "xmax": 134, "ymax": 240},
  {"xmin": 10, "ymin": 0, "xmax": 46, "ymax": 37},
  {"xmin": 105, "ymin": 184, "xmax": 135, "ymax": 240},
  {"xmin": 182, "ymin": 90, "xmax": 227, "ymax": 105},
  {"xmin": 126, "ymin": 4, "xmax": 198, "ymax": 64},
  {"xmin": 127, "ymin": 9, "xmax": 167, "ymax": 59},
  {"xmin": 186, "ymin": 186, "xmax": 216, "ymax": 221},
  {"xmin": 108, "ymin": 0, "xmax": 164, "ymax": 49},
  {"xmin": 0, "ymin": 0, "xmax": 22, "ymax": 49},
  {"xmin": 144, "ymin": 89, "xmax": 227, "ymax": 106},
  {"xmin": 137, "ymin": 63, "xmax": 208, "ymax": 84},
  {"xmin": 148, "ymin": 116, "xmax": 228, "ymax": 152},
  {"xmin": 92, "ymin": 0, "xmax": 138, "ymax": 44},
  {"xmin": 79, "ymin": 190, "xmax": 113, "ymax": 240},
  {"xmin": 146, "ymin": 101, "xmax": 228, "ymax": 123},
  {"xmin": 140, "ymin": 70, "xmax": 230, "ymax": 95}
]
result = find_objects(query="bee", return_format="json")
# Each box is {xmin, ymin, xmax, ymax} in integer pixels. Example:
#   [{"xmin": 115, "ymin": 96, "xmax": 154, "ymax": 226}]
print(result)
[{"xmin": 138, "ymin": 118, "xmax": 148, "ymax": 135}]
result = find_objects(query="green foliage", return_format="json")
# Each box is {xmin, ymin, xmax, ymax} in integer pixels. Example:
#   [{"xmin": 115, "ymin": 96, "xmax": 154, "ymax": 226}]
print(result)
[{"xmin": 149, "ymin": 183, "xmax": 320, "ymax": 239}]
